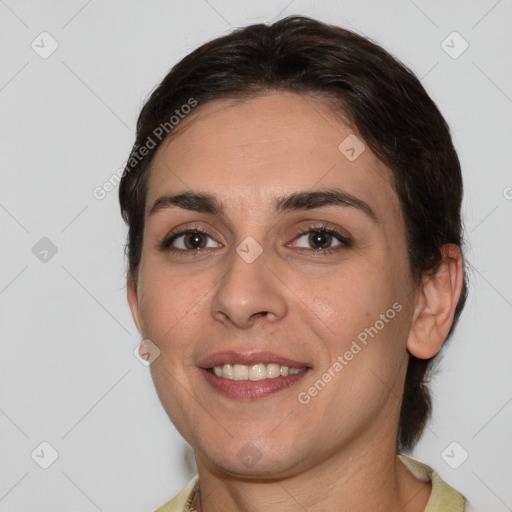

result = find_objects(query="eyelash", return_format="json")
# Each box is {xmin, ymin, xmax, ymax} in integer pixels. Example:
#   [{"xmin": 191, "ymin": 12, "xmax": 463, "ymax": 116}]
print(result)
[{"xmin": 158, "ymin": 223, "xmax": 351, "ymax": 256}]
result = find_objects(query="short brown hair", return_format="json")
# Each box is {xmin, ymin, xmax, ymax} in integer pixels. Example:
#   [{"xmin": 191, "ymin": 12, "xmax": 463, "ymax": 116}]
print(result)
[{"xmin": 119, "ymin": 15, "xmax": 467, "ymax": 451}]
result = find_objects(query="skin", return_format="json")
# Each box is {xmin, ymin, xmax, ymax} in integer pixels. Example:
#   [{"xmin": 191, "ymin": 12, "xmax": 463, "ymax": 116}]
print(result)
[{"xmin": 127, "ymin": 92, "xmax": 464, "ymax": 511}]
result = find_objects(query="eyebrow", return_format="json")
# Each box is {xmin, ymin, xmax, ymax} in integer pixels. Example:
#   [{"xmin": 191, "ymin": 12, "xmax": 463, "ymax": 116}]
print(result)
[{"xmin": 148, "ymin": 188, "xmax": 378, "ymax": 223}]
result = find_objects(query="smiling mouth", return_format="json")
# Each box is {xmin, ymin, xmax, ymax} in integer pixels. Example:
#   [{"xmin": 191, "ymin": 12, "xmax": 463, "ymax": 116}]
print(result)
[
  {"xmin": 208, "ymin": 363, "xmax": 307, "ymax": 381},
  {"xmin": 198, "ymin": 351, "xmax": 311, "ymax": 399}
]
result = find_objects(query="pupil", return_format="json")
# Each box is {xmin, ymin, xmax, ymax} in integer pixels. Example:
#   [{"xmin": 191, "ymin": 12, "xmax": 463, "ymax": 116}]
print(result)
[
  {"xmin": 309, "ymin": 231, "xmax": 330, "ymax": 249},
  {"xmin": 185, "ymin": 232, "xmax": 205, "ymax": 249}
]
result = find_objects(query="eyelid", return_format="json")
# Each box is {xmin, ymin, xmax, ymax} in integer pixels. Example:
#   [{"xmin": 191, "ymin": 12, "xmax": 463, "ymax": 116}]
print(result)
[
  {"xmin": 158, "ymin": 221, "xmax": 351, "ymax": 254},
  {"xmin": 287, "ymin": 222, "xmax": 351, "ymax": 250},
  {"xmin": 158, "ymin": 223, "xmax": 222, "ymax": 251}
]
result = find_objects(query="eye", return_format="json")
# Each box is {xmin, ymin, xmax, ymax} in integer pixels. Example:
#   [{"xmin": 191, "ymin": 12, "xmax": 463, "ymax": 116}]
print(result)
[
  {"xmin": 159, "ymin": 227, "xmax": 221, "ymax": 253},
  {"xmin": 291, "ymin": 225, "xmax": 351, "ymax": 253},
  {"xmin": 158, "ymin": 223, "xmax": 351, "ymax": 256}
]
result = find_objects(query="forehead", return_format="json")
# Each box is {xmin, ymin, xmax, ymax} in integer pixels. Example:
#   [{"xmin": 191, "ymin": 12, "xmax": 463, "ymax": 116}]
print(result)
[{"xmin": 146, "ymin": 92, "xmax": 401, "ymax": 225}]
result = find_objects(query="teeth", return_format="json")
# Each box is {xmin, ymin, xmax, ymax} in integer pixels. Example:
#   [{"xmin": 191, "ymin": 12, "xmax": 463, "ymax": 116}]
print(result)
[
  {"xmin": 249, "ymin": 363, "xmax": 266, "ymax": 381},
  {"xmin": 233, "ymin": 364, "xmax": 248, "ymax": 380},
  {"xmin": 223, "ymin": 364, "xmax": 233, "ymax": 379},
  {"xmin": 211, "ymin": 363, "xmax": 306, "ymax": 381},
  {"xmin": 266, "ymin": 363, "xmax": 280, "ymax": 378}
]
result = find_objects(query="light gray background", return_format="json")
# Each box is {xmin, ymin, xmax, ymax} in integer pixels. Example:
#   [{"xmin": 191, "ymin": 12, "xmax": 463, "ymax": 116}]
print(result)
[{"xmin": 1, "ymin": 1, "xmax": 511, "ymax": 511}]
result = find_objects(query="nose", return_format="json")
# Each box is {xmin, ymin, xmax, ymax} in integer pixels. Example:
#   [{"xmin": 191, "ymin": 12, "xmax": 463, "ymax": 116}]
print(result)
[{"xmin": 210, "ymin": 249, "xmax": 288, "ymax": 329}]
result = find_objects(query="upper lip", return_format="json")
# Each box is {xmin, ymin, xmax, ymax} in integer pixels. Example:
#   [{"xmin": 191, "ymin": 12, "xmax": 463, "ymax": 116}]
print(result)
[{"xmin": 197, "ymin": 351, "xmax": 310, "ymax": 369}]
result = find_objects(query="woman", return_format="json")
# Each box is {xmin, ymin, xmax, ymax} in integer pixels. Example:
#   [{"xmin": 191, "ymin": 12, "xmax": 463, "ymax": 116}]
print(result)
[{"xmin": 119, "ymin": 15, "xmax": 467, "ymax": 512}]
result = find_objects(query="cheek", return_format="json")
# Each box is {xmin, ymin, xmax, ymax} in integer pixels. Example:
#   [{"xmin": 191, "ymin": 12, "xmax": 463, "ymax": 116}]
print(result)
[
  {"xmin": 136, "ymin": 261, "xmax": 208, "ymax": 359},
  {"xmin": 306, "ymin": 261, "xmax": 401, "ymax": 341},
  {"xmin": 302, "ymin": 298, "xmax": 408, "ymax": 434},
  {"xmin": 302, "ymin": 258, "xmax": 410, "ymax": 396},
  {"xmin": 135, "ymin": 264, "xmax": 212, "ymax": 440}
]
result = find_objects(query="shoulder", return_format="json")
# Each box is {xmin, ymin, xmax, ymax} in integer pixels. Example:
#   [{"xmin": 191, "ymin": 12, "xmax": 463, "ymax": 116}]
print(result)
[
  {"xmin": 154, "ymin": 475, "xmax": 199, "ymax": 512},
  {"xmin": 398, "ymin": 454, "xmax": 466, "ymax": 512}
]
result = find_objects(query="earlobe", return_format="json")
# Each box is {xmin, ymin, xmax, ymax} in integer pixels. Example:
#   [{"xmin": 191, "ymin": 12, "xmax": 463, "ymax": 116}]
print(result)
[
  {"xmin": 407, "ymin": 244, "xmax": 464, "ymax": 359},
  {"xmin": 127, "ymin": 276, "xmax": 143, "ymax": 335}
]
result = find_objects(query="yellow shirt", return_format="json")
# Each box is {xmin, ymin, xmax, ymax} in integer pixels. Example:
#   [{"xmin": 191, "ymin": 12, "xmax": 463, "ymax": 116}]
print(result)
[{"xmin": 154, "ymin": 454, "xmax": 466, "ymax": 511}]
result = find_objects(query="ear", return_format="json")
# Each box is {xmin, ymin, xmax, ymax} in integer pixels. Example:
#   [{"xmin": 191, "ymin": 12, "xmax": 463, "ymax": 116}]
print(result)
[
  {"xmin": 127, "ymin": 275, "xmax": 143, "ymax": 335},
  {"xmin": 407, "ymin": 244, "xmax": 464, "ymax": 359}
]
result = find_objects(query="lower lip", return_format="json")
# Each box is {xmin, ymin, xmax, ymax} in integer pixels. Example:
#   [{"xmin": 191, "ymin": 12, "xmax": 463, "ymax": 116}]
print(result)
[{"xmin": 199, "ymin": 368, "xmax": 310, "ymax": 400}]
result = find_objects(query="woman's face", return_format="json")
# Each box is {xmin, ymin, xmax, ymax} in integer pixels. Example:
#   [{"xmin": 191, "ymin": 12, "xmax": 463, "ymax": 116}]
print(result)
[{"xmin": 128, "ymin": 92, "xmax": 418, "ymax": 477}]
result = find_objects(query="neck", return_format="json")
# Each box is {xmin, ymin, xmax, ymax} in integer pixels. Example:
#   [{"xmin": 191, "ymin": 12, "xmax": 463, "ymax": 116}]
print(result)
[{"xmin": 191, "ymin": 427, "xmax": 431, "ymax": 512}]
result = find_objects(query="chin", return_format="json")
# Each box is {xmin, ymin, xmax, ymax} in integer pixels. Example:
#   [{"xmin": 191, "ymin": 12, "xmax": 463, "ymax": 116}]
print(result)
[{"xmin": 196, "ymin": 436, "xmax": 310, "ymax": 479}]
